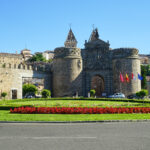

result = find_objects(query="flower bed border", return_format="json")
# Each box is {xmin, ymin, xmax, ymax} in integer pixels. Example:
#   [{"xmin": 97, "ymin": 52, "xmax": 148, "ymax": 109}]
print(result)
[{"xmin": 10, "ymin": 107, "xmax": 150, "ymax": 114}]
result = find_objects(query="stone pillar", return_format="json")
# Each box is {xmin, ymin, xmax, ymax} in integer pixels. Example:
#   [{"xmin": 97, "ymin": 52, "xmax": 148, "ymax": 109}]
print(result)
[{"xmin": 53, "ymin": 47, "xmax": 82, "ymax": 97}]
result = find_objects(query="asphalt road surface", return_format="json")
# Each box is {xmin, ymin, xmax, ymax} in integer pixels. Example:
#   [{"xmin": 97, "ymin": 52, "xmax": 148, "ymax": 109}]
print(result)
[{"xmin": 0, "ymin": 122, "xmax": 150, "ymax": 150}]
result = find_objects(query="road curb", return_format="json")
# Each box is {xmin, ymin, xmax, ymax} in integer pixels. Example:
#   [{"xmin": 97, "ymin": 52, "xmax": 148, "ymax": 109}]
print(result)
[{"xmin": 0, "ymin": 119, "xmax": 150, "ymax": 123}]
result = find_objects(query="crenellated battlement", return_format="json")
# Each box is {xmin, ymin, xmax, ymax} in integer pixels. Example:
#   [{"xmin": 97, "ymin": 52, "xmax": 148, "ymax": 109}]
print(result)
[
  {"xmin": 0, "ymin": 62, "xmax": 51, "ymax": 72},
  {"xmin": 112, "ymin": 48, "xmax": 139, "ymax": 59},
  {"xmin": 0, "ymin": 53, "xmax": 22, "ymax": 58},
  {"xmin": 54, "ymin": 47, "xmax": 81, "ymax": 59}
]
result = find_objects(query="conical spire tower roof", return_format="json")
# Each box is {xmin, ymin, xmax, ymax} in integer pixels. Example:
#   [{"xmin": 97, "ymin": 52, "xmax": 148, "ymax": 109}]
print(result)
[
  {"xmin": 64, "ymin": 29, "xmax": 77, "ymax": 48},
  {"xmin": 89, "ymin": 28, "xmax": 99, "ymax": 42}
]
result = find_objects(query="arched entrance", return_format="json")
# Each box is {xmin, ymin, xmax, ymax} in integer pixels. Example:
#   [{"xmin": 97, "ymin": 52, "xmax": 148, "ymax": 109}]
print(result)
[{"xmin": 91, "ymin": 75, "xmax": 104, "ymax": 97}]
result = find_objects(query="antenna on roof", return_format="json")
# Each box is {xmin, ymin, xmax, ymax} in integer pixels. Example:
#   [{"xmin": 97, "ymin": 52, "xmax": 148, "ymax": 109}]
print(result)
[
  {"xmin": 25, "ymin": 43, "xmax": 27, "ymax": 49},
  {"xmin": 92, "ymin": 24, "xmax": 95, "ymax": 30}
]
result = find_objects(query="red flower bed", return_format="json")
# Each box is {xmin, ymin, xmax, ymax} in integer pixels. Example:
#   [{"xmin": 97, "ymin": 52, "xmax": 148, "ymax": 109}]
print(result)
[{"xmin": 10, "ymin": 107, "xmax": 150, "ymax": 114}]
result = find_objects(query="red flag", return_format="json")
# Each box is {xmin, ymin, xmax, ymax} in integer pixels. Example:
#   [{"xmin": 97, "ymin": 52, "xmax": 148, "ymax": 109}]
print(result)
[
  {"xmin": 131, "ymin": 73, "xmax": 134, "ymax": 79},
  {"xmin": 120, "ymin": 72, "xmax": 124, "ymax": 82},
  {"xmin": 131, "ymin": 73, "xmax": 136, "ymax": 80},
  {"xmin": 126, "ymin": 73, "xmax": 129, "ymax": 82}
]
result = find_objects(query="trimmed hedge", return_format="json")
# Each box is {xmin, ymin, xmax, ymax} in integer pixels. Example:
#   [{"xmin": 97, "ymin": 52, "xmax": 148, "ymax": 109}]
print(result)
[
  {"xmin": 41, "ymin": 89, "xmax": 51, "ymax": 98},
  {"xmin": 1, "ymin": 97, "xmax": 150, "ymax": 104},
  {"xmin": 136, "ymin": 89, "xmax": 148, "ymax": 97},
  {"xmin": 90, "ymin": 89, "xmax": 96, "ymax": 97}
]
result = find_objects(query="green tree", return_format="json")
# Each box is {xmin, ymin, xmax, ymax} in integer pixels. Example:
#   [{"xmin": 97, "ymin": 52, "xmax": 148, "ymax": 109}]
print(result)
[
  {"xmin": 141, "ymin": 65, "xmax": 147, "ymax": 89},
  {"xmin": 1, "ymin": 92, "xmax": 7, "ymax": 99},
  {"xmin": 41, "ymin": 89, "xmax": 51, "ymax": 98},
  {"xmin": 23, "ymin": 84, "xmax": 38, "ymax": 96},
  {"xmin": 146, "ymin": 65, "xmax": 150, "ymax": 76},
  {"xmin": 90, "ymin": 89, "xmax": 96, "ymax": 97},
  {"xmin": 29, "ymin": 53, "xmax": 46, "ymax": 62}
]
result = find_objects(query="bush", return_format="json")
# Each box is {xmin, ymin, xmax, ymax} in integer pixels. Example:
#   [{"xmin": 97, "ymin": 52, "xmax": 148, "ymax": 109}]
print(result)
[
  {"xmin": 23, "ymin": 84, "xmax": 38, "ymax": 96},
  {"xmin": 41, "ymin": 89, "xmax": 51, "ymax": 98},
  {"xmin": 136, "ymin": 89, "xmax": 148, "ymax": 98},
  {"xmin": 90, "ymin": 89, "xmax": 96, "ymax": 97},
  {"xmin": 1, "ymin": 92, "xmax": 7, "ymax": 99}
]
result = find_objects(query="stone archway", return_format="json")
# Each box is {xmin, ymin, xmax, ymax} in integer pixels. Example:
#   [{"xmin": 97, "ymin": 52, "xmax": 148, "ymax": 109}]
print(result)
[{"xmin": 91, "ymin": 75, "xmax": 104, "ymax": 97}]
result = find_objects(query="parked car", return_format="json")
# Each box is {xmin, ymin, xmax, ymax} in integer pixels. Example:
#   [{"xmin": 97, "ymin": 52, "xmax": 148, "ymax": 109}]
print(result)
[
  {"xmin": 24, "ymin": 92, "xmax": 36, "ymax": 98},
  {"xmin": 107, "ymin": 93, "xmax": 125, "ymax": 98},
  {"xmin": 127, "ymin": 94, "xmax": 139, "ymax": 99},
  {"xmin": 127, "ymin": 94, "xmax": 150, "ymax": 99},
  {"xmin": 24, "ymin": 92, "xmax": 42, "ymax": 98}
]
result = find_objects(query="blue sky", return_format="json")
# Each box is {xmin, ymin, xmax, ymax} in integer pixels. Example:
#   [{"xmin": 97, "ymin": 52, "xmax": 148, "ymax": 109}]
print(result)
[{"xmin": 0, "ymin": 0, "xmax": 149, "ymax": 54}]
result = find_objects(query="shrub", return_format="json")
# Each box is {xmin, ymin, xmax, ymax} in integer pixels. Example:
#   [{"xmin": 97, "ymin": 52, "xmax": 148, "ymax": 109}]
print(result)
[
  {"xmin": 41, "ymin": 89, "xmax": 51, "ymax": 98},
  {"xmin": 1, "ymin": 92, "xmax": 7, "ymax": 99},
  {"xmin": 136, "ymin": 89, "xmax": 148, "ymax": 98},
  {"xmin": 23, "ymin": 84, "xmax": 38, "ymax": 96},
  {"xmin": 90, "ymin": 89, "xmax": 96, "ymax": 97},
  {"xmin": 2, "ymin": 64, "xmax": 6, "ymax": 68}
]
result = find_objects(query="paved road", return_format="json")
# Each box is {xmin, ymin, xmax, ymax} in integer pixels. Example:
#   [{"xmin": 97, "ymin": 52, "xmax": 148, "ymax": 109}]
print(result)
[{"xmin": 0, "ymin": 122, "xmax": 150, "ymax": 150}]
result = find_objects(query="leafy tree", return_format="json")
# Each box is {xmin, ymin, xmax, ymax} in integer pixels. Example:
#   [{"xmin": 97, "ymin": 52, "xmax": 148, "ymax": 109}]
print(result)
[
  {"xmin": 146, "ymin": 65, "xmax": 150, "ymax": 75},
  {"xmin": 23, "ymin": 84, "xmax": 38, "ymax": 96},
  {"xmin": 90, "ymin": 89, "xmax": 96, "ymax": 97},
  {"xmin": 29, "ymin": 53, "xmax": 46, "ymax": 62},
  {"xmin": 1, "ymin": 92, "xmax": 7, "ymax": 99},
  {"xmin": 141, "ymin": 65, "xmax": 147, "ymax": 89},
  {"xmin": 41, "ymin": 89, "xmax": 51, "ymax": 98}
]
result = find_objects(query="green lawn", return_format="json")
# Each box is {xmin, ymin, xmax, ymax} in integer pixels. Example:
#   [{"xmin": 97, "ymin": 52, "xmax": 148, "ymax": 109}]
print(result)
[
  {"xmin": 0, "ymin": 98, "xmax": 150, "ymax": 108},
  {"xmin": 0, "ymin": 98, "xmax": 150, "ymax": 121}
]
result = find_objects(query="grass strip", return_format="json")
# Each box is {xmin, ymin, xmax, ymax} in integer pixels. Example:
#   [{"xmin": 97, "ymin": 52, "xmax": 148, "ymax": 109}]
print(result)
[
  {"xmin": 1, "ymin": 97, "xmax": 150, "ymax": 104},
  {"xmin": 0, "ymin": 110, "xmax": 150, "ymax": 121}
]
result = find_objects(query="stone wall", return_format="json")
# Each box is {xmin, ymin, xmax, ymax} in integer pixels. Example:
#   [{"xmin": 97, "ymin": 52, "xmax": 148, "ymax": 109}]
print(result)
[
  {"xmin": 0, "ymin": 53, "xmax": 23, "ymax": 65},
  {"xmin": 0, "ymin": 64, "xmax": 51, "ymax": 99}
]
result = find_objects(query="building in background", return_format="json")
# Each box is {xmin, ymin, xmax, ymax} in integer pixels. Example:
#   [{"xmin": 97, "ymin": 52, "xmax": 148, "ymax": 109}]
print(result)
[
  {"xmin": 42, "ymin": 50, "xmax": 54, "ymax": 60},
  {"xmin": 139, "ymin": 54, "xmax": 150, "ymax": 65},
  {"xmin": 21, "ymin": 49, "xmax": 33, "ymax": 61}
]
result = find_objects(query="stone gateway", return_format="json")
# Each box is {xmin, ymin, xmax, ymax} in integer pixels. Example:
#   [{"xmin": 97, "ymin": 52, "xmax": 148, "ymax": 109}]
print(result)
[{"xmin": 53, "ymin": 28, "xmax": 141, "ymax": 97}]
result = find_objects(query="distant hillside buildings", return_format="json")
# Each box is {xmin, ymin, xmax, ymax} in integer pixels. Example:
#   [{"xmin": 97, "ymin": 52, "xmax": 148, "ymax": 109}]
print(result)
[{"xmin": 139, "ymin": 54, "xmax": 150, "ymax": 65}]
